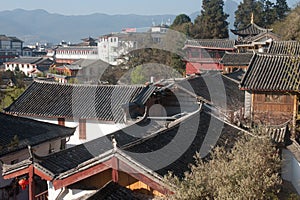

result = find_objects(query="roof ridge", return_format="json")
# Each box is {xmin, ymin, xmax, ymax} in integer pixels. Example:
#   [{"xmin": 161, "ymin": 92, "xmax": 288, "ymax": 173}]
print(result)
[{"xmin": 33, "ymin": 79, "xmax": 145, "ymax": 88}]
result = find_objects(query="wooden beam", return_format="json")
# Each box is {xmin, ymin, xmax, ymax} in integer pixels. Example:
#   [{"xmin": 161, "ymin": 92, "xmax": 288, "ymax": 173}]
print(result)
[
  {"xmin": 118, "ymin": 159, "xmax": 172, "ymax": 195},
  {"xmin": 34, "ymin": 167, "xmax": 53, "ymax": 181},
  {"xmin": 28, "ymin": 165, "xmax": 35, "ymax": 200},
  {"xmin": 3, "ymin": 167, "xmax": 29, "ymax": 179},
  {"xmin": 53, "ymin": 160, "xmax": 112, "ymax": 190},
  {"xmin": 111, "ymin": 157, "xmax": 119, "ymax": 183}
]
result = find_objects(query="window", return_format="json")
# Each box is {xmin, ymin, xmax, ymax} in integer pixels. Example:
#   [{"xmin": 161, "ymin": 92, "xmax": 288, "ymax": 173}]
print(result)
[
  {"xmin": 265, "ymin": 94, "xmax": 281, "ymax": 103},
  {"xmin": 79, "ymin": 119, "xmax": 86, "ymax": 139}
]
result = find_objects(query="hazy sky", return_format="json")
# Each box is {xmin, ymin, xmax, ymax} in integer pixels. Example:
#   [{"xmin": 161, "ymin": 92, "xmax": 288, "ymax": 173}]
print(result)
[{"xmin": 0, "ymin": 0, "xmax": 201, "ymax": 15}]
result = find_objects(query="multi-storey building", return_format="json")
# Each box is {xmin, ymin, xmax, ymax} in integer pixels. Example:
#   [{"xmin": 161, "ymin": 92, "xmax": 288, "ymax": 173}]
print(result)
[{"xmin": 0, "ymin": 35, "xmax": 23, "ymax": 64}]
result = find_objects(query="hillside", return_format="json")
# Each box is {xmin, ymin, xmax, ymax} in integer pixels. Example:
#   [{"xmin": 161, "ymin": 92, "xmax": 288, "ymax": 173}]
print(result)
[{"xmin": 0, "ymin": 0, "xmax": 238, "ymax": 44}]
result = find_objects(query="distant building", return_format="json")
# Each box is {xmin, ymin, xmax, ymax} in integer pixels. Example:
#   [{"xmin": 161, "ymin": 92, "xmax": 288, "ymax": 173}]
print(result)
[
  {"xmin": 98, "ymin": 33, "xmax": 137, "ymax": 65},
  {"xmin": 4, "ymin": 57, "xmax": 53, "ymax": 77},
  {"xmin": 54, "ymin": 46, "xmax": 98, "ymax": 64},
  {"xmin": 183, "ymin": 39, "xmax": 236, "ymax": 75},
  {"xmin": 220, "ymin": 52, "xmax": 254, "ymax": 74},
  {"xmin": 0, "ymin": 35, "xmax": 23, "ymax": 64},
  {"xmin": 98, "ymin": 26, "xmax": 169, "ymax": 65},
  {"xmin": 231, "ymin": 17, "xmax": 281, "ymax": 53}
]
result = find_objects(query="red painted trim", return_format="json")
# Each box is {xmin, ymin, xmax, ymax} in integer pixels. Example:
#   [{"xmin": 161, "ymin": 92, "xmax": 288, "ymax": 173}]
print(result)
[
  {"xmin": 34, "ymin": 168, "xmax": 53, "ymax": 181},
  {"xmin": 3, "ymin": 167, "xmax": 29, "ymax": 179},
  {"xmin": 111, "ymin": 157, "xmax": 119, "ymax": 182},
  {"xmin": 29, "ymin": 165, "xmax": 35, "ymax": 200},
  {"xmin": 53, "ymin": 160, "xmax": 112, "ymax": 190}
]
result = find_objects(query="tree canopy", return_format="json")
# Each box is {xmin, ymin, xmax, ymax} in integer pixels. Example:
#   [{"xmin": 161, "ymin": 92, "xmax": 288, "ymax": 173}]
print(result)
[
  {"xmin": 165, "ymin": 135, "xmax": 282, "ymax": 199},
  {"xmin": 234, "ymin": 0, "xmax": 289, "ymax": 29},
  {"xmin": 193, "ymin": 0, "xmax": 229, "ymax": 39},
  {"xmin": 272, "ymin": 4, "xmax": 300, "ymax": 41}
]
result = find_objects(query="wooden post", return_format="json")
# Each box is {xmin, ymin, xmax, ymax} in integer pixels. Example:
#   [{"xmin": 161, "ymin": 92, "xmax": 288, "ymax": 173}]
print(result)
[
  {"xmin": 111, "ymin": 157, "xmax": 119, "ymax": 183},
  {"xmin": 292, "ymin": 95, "xmax": 298, "ymax": 139},
  {"xmin": 28, "ymin": 165, "xmax": 35, "ymax": 200}
]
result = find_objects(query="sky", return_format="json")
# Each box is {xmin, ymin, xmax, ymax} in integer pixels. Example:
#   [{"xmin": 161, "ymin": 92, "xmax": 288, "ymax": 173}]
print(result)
[{"xmin": 0, "ymin": 0, "xmax": 201, "ymax": 16}]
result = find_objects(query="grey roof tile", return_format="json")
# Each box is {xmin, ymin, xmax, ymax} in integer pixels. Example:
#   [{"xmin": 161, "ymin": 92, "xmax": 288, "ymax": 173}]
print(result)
[
  {"xmin": 231, "ymin": 23, "xmax": 272, "ymax": 37},
  {"xmin": 185, "ymin": 39, "xmax": 236, "ymax": 49},
  {"xmin": 5, "ymin": 81, "xmax": 149, "ymax": 122},
  {"xmin": 0, "ymin": 112, "xmax": 75, "ymax": 157},
  {"xmin": 240, "ymin": 53, "xmax": 300, "ymax": 91},
  {"xmin": 221, "ymin": 52, "xmax": 254, "ymax": 66},
  {"xmin": 267, "ymin": 41, "xmax": 300, "ymax": 55}
]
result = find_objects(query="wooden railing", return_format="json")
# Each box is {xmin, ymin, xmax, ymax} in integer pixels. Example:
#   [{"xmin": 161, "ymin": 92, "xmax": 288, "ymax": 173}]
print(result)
[{"xmin": 35, "ymin": 190, "xmax": 48, "ymax": 200}]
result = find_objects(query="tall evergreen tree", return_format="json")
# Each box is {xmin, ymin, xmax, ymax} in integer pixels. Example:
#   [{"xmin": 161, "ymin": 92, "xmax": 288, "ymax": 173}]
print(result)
[
  {"xmin": 263, "ymin": 0, "xmax": 277, "ymax": 27},
  {"xmin": 234, "ymin": 0, "xmax": 264, "ymax": 28},
  {"xmin": 274, "ymin": 0, "xmax": 290, "ymax": 20},
  {"xmin": 193, "ymin": 0, "xmax": 229, "ymax": 39},
  {"xmin": 170, "ymin": 14, "xmax": 193, "ymax": 36}
]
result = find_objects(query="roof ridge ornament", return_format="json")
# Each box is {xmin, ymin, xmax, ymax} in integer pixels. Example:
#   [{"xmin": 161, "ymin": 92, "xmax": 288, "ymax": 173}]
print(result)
[{"xmin": 251, "ymin": 12, "xmax": 254, "ymax": 24}]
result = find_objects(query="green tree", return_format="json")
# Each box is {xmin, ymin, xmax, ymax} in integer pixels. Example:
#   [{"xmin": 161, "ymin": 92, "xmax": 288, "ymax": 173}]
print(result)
[
  {"xmin": 130, "ymin": 65, "xmax": 147, "ymax": 84},
  {"xmin": 193, "ymin": 0, "xmax": 229, "ymax": 39},
  {"xmin": 170, "ymin": 14, "xmax": 193, "ymax": 37},
  {"xmin": 234, "ymin": 0, "xmax": 264, "ymax": 28},
  {"xmin": 263, "ymin": 0, "xmax": 277, "ymax": 27},
  {"xmin": 272, "ymin": 4, "xmax": 300, "ymax": 41},
  {"xmin": 274, "ymin": 0, "xmax": 290, "ymax": 20},
  {"xmin": 1, "ymin": 87, "xmax": 25, "ymax": 110},
  {"xmin": 165, "ymin": 135, "xmax": 282, "ymax": 199},
  {"xmin": 171, "ymin": 14, "xmax": 191, "ymax": 27}
]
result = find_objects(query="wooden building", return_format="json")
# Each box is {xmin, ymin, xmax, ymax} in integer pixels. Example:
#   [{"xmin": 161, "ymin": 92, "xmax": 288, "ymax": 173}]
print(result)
[
  {"xmin": 231, "ymin": 19, "xmax": 280, "ymax": 53},
  {"xmin": 240, "ymin": 53, "xmax": 300, "ymax": 137},
  {"xmin": 2, "ymin": 108, "xmax": 242, "ymax": 200},
  {"xmin": 4, "ymin": 80, "xmax": 155, "ymax": 146},
  {"xmin": 220, "ymin": 52, "xmax": 254, "ymax": 74},
  {"xmin": 183, "ymin": 39, "xmax": 235, "ymax": 75},
  {"xmin": 0, "ymin": 112, "xmax": 75, "ymax": 199}
]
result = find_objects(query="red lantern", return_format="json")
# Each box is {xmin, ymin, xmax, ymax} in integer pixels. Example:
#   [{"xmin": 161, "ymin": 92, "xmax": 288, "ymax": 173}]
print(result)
[{"xmin": 18, "ymin": 179, "xmax": 29, "ymax": 190}]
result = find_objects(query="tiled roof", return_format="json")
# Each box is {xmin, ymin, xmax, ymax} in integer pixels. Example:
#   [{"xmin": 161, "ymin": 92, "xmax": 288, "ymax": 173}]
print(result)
[
  {"xmin": 240, "ymin": 53, "xmax": 300, "ymax": 91},
  {"xmin": 70, "ymin": 59, "xmax": 107, "ymax": 68},
  {"xmin": 224, "ymin": 69, "xmax": 246, "ymax": 83},
  {"xmin": 85, "ymin": 181, "xmax": 142, "ymax": 200},
  {"xmin": 11, "ymin": 108, "xmax": 242, "ymax": 181},
  {"xmin": 220, "ymin": 52, "xmax": 254, "ymax": 66},
  {"xmin": 267, "ymin": 41, "xmax": 300, "ymax": 55},
  {"xmin": 5, "ymin": 81, "xmax": 149, "ymax": 122},
  {"xmin": 5, "ymin": 57, "xmax": 43, "ymax": 64},
  {"xmin": 237, "ymin": 31, "xmax": 280, "ymax": 44},
  {"xmin": 231, "ymin": 23, "xmax": 272, "ymax": 37},
  {"xmin": 0, "ymin": 112, "xmax": 75, "ymax": 157},
  {"xmin": 31, "ymin": 117, "xmax": 167, "ymax": 177},
  {"xmin": 178, "ymin": 72, "xmax": 245, "ymax": 111},
  {"xmin": 9, "ymin": 36, "xmax": 23, "ymax": 43},
  {"xmin": 56, "ymin": 46, "xmax": 97, "ymax": 51},
  {"xmin": 184, "ymin": 39, "xmax": 236, "ymax": 49},
  {"xmin": 125, "ymin": 109, "xmax": 242, "ymax": 178},
  {"xmin": 0, "ymin": 35, "xmax": 12, "ymax": 41}
]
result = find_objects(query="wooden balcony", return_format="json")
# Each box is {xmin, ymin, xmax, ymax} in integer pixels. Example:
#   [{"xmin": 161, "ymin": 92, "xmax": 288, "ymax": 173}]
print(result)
[{"xmin": 35, "ymin": 190, "xmax": 48, "ymax": 200}]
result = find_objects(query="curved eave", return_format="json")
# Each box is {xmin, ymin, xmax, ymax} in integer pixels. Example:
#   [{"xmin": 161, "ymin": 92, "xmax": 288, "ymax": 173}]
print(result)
[{"xmin": 183, "ymin": 45, "xmax": 235, "ymax": 51}]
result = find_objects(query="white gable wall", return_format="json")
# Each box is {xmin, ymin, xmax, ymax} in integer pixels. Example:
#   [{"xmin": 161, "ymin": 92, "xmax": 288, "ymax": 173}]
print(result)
[{"xmin": 26, "ymin": 116, "xmax": 127, "ymax": 147}]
